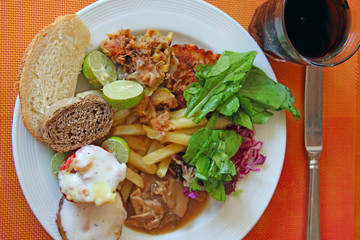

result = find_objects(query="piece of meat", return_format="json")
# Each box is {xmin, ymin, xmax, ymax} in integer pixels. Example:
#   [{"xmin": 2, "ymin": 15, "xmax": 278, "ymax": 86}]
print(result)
[
  {"xmin": 168, "ymin": 44, "xmax": 220, "ymax": 108},
  {"xmin": 101, "ymin": 29, "xmax": 133, "ymax": 66},
  {"xmin": 130, "ymin": 199, "xmax": 165, "ymax": 230},
  {"xmin": 133, "ymin": 96, "xmax": 156, "ymax": 123},
  {"xmin": 102, "ymin": 30, "xmax": 222, "ymax": 129},
  {"xmin": 150, "ymin": 88, "xmax": 178, "ymax": 110},
  {"xmin": 150, "ymin": 110, "xmax": 171, "ymax": 131},
  {"xmin": 101, "ymin": 29, "xmax": 173, "ymax": 92},
  {"xmin": 128, "ymin": 56, "xmax": 161, "ymax": 88},
  {"xmin": 125, "ymin": 173, "xmax": 190, "ymax": 231},
  {"xmin": 129, "ymin": 186, "xmax": 166, "ymax": 230},
  {"xmin": 163, "ymin": 178, "xmax": 189, "ymax": 217},
  {"xmin": 129, "ymin": 188, "xmax": 145, "ymax": 214},
  {"xmin": 171, "ymin": 44, "xmax": 220, "ymax": 72}
]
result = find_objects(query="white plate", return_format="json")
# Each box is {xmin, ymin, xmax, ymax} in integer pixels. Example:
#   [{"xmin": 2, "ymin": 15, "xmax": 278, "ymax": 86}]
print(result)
[{"xmin": 12, "ymin": 0, "xmax": 286, "ymax": 239}]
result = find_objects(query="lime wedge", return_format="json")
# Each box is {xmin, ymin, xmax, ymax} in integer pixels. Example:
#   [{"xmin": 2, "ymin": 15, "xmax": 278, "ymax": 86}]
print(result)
[
  {"xmin": 50, "ymin": 151, "xmax": 71, "ymax": 179},
  {"xmin": 103, "ymin": 80, "xmax": 144, "ymax": 109},
  {"xmin": 76, "ymin": 90, "xmax": 103, "ymax": 98},
  {"xmin": 82, "ymin": 51, "xmax": 117, "ymax": 89},
  {"xmin": 101, "ymin": 136, "xmax": 130, "ymax": 164}
]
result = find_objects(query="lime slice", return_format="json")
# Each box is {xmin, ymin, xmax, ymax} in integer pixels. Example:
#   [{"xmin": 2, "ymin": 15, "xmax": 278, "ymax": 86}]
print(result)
[
  {"xmin": 76, "ymin": 90, "xmax": 103, "ymax": 98},
  {"xmin": 82, "ymin": 51, "xmax": 117, "ymax": 89},
  {"xmin": 101, "ymin": 136, "xmax": 130, "ymax": 164},
  {"xmin": 103, "ymin": 80, "xmax": 144, "ymax": 109},
  {"xmin": 50, "ymin": 151, "xmax": 71, "ymax": 179}
]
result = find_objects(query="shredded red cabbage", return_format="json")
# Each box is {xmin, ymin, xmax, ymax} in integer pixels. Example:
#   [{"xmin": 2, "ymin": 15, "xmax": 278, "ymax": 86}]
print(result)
[
  {"xmin": 183, "ymin": 187, "xmax": 198, "ymax": 199},
  {"xmin": 224, "ymin": 124, "xmax": 266, "ymax": 195}
]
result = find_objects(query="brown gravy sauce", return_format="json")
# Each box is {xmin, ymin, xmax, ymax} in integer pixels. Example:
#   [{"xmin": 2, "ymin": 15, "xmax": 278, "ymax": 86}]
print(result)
[{"xmin": 125, "ymin": 195, "xmax": 210, "ymax": 235}]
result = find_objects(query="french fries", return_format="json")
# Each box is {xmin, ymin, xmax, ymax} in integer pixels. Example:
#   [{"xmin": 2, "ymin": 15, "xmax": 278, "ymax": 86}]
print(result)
[
  {"xmin": 170, "ymin": 116, "xmax": 231, "ymax": 133},
  {"xmin": 147, "ymin": 140, "xmax": 164, "ymax": 154},
  {"xmin": 172, "ymin": 126, "xmax": 203, "ymax": 135},
  {"xmin": 170, "ymin": 108, "xmax": 187, "ymax": 119},
  {"xmin": 111, "ymin": 106, "xmax": 219, "ymax": 183},
  {"xmin": 119, "ymin": 135, "xmax": 152, "ymax": 153},
  {"xmin": 143, "ymin": 125, "xmax": 190, "ymax": 145},
  {"xmin": 128, "ymin": 150, "xmax": 157, "ymax": 174},
  {"xmin": 142, "ymin": 143, "xmax": 186, "ymax": 165},
  {"xmin": 142, "ymin": 125, "xmax": 166, "ymax": 142},
  {"xmin": 147, "ymin": 140, "xmax": 172, "ymax": 178},
  {"xmin": 164, "ymin": 132, "xmax": 191, "ymax": 145},
  {"xmin": 112, "ymin": 124, "xmax": 146, "ymax": 136},
  {"xmin": 120, "ymin": 180, "xmax": 134, "ymax": 202},
  {"xmin": 169, "ymin": 116, "xmax": 207, "ymax": 130},
  {"xmin": 112, "ymin": 109, "xmax": 131, "ymax": 126},
  {"xmin": 125, "ymin": 112, "xmax": 139, "ymax": 125},
  {"xmin": 156, "ymin": 157, "xmax": 172, "ymax": 178},
  {"xmin": 116, "ymin": 180, "xmax": 126, "ymax": 191},
  {"xmin": 126, "ymin": 168, "xmax": 144, "ymax": 188}
]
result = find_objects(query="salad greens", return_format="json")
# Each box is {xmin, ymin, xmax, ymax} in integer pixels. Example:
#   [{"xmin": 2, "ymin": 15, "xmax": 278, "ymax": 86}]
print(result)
[
  {"xmin": 184, "ymin": 51, "xmax": 257, "ymax": 123},
  {"xmin": 233, "ymin": 66, "xmax": 301, "ymax": 127},
  {"xmin": 184, "ymin": 51, "xmax": 300, "ymax": 129},
  {"xmin": 180, "ymin": 50, "xmax": 300, "ymax": 201},
  {"xmin": 182, "ymin": 128, "xmax": 243, "ymax": 201}
]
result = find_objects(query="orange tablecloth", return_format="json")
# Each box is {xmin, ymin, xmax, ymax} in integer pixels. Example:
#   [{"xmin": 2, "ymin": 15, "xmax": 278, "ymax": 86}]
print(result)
[{"xmin": 0, "ymin": 0, "xmax": 358, "ymax": 239}]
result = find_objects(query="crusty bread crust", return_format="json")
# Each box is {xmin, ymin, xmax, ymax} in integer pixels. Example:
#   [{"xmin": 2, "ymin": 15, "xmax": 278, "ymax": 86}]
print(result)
[
  {"xmin": 40, "ymin": 95, "xmax": 113, "ymax": 153},
  {"xmin": 18, "ymin": 14, "xmax": 90, "ymax": 141}
]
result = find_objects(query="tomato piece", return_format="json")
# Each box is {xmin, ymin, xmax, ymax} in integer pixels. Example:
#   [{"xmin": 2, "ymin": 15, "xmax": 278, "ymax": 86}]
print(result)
[
  {"xmin": 59, "ymin": 152, "xmax": 77, "ymax": 203},
  {"xmin": 59, "ymin": 151, "xmax": 76, "ymax": 172}
]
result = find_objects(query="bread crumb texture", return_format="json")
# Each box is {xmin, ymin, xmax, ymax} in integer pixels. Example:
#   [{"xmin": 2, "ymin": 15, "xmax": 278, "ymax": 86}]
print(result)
[{"xmin": 41, "ymin": 96, "xmax": 113, "ymax": 153}]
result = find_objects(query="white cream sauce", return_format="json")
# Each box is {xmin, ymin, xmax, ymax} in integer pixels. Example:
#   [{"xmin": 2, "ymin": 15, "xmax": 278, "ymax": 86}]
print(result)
[
  {"xmin": 58, "ymin": 145, "xmax": 126, "ymax": 206},
  {"xmin": 59, "ymin": 193, "xmax": 126, "ymax": 240}
]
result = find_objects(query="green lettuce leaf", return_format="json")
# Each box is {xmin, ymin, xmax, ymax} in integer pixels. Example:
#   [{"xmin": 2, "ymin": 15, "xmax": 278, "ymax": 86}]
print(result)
[
  {"xmin": 184, "ymin": 51, "xmax": 257, "ymax": 123},
  {"xmin": 216, "ymin": 95, "xmax": 240, "ymax": 116},
  {"xmin": 225, "ymin": 66, "xmax": 301, "ymax": 127},
  {"xmin": 183, "ymin": 128, "xmax": 243, "ymax": 201},
  {"xmin": 237, "ymin": 66, "xmax": 301, "ymax": 120}
]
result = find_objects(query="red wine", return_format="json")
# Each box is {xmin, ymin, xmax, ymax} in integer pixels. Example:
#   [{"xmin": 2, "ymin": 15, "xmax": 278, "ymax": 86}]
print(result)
[{"xmin": 284, "ymin": 0, "xmax": 349, "ymax": 58}]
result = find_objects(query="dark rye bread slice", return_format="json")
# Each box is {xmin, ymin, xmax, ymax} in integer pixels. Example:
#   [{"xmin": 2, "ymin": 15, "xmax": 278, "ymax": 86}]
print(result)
[{"xmin": 40, "ymin": 95, "xmax": 113, "ymax": 153}]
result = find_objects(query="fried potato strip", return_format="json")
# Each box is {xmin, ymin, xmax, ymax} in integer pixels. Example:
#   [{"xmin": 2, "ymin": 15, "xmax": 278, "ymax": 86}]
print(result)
[
  {"xmin": 142, "ymin": 143, "xmax": 186, "ymax": 165},
  {"xmin": 128, "ymin": 150, "xmax": 157, "ymax": 174},
  {"xmin": 126, "ymin": 168, "xmax": 144, "ymax": 188},
  {"xmin": 112, "ymin": 124, "xmax": 147, "ymax": 136}
]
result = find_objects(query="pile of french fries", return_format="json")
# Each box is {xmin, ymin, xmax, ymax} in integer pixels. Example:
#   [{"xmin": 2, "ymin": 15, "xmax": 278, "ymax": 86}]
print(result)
[{"xmin": 112, "ymin": 108, "xmax": 232, "ymax": 202}]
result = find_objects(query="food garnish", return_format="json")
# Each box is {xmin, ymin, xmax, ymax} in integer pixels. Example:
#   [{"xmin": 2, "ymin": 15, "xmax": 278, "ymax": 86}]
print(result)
[
  {"xmin": 75, "ymin": 89, "xmax": 103, "ymax": 98},
  {"xmin": 103, "ymin": 80, "xmax": 144, "ymax": 109},
  {"xmin": 101, "ymin": 136, "xmax": 130, "ymax": 164},
  {"xmin": 50, "ymin": 151, "xmax": 72, "ymax": 178},
  {"xmin": 82, "ymin": 50, "xmax": 117, "ymax": 89}
]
